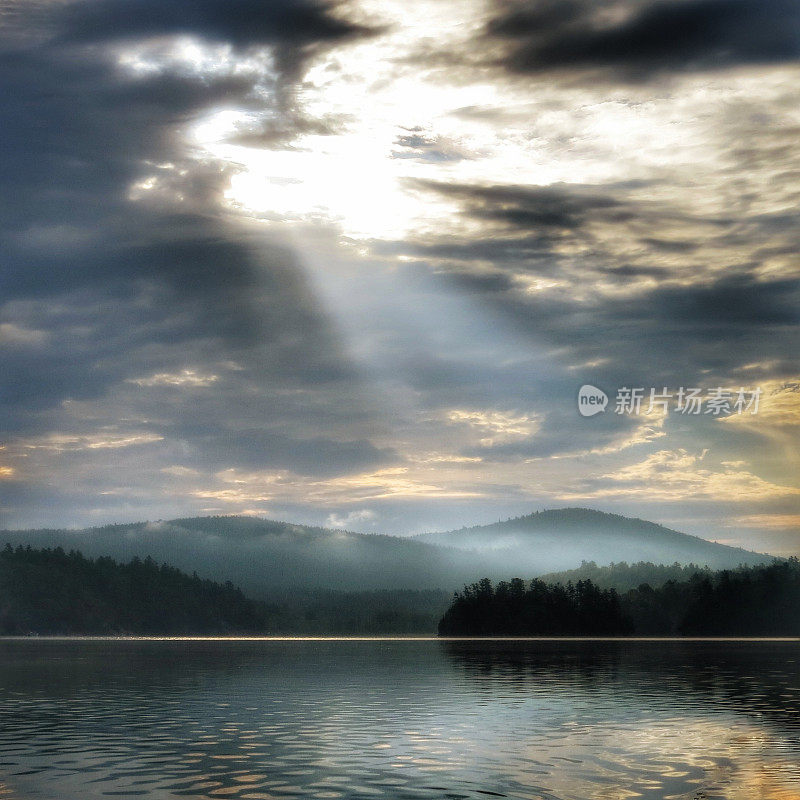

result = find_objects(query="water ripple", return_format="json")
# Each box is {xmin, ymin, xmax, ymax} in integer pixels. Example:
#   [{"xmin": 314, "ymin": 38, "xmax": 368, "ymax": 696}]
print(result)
[{"xmin": 0, "ymin": 640, "xmax": 798, "ymax": 799}]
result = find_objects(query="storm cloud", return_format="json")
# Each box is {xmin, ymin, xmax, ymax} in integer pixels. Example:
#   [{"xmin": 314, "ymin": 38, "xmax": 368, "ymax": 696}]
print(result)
[{"xmin": 485, "ymin": 0, "xmax": 800, "ymax": 79}]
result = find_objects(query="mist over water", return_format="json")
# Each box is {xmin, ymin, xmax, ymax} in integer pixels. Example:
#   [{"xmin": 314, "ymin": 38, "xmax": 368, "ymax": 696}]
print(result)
[{"xmin": 0, "ymin": 639, "xmax": 799, "ymax": 800}]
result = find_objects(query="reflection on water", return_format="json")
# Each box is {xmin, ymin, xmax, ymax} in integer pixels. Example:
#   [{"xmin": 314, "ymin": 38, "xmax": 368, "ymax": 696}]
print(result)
[{"xmin": 0, "ymin": 639, "xmax": 799, "ymax": 800}]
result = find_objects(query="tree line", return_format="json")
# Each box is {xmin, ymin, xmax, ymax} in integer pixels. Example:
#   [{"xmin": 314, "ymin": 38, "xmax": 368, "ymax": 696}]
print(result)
[
  {"xmin": 5, "ymin": 542, "xmax": 798, "ymax": 637},
  {"xmin": 538, "ymin": 560, "xmax": 715, "ymax": 592},
  {"xmin": 0, "ymin": 544, "xmax": 450, "ymax": 635},
  {"xmin": 0, "ymin": 544, "xmax": 267, "ymax": 635},
  {"xmin": 439, "ymin": 559, "xmax": 800, "ymax": 636}
]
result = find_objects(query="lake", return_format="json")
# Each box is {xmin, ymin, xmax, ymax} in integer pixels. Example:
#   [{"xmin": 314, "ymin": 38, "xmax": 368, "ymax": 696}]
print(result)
[{"xmin": 0, "ymin": 638, "xmax": 799, "ymax": 799}]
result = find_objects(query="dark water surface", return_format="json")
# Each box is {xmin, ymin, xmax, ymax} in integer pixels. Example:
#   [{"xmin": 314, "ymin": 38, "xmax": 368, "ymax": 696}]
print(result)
[{"xmin": 0, "ymin": 638, "xmax": 799, "ymax": 800}]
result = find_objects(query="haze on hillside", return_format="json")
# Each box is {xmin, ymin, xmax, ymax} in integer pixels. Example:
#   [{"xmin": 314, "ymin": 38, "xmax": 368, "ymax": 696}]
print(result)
[
  {"xmin": 416, "ymin": 508, "xmax": 770, "ymax": 577},
  {"xmin": 1, "ymin": 508, "xmax": 772, "ymax": 597}
]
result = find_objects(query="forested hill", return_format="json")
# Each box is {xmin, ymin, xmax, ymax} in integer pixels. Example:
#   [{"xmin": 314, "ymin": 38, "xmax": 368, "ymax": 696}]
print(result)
[
  {"xmin": 0, "ymin": 510, "xmax": 774, "ymax": 595},
  {"xmin": 0, "ymin": 545, "xmax": 267, "ymax": 635},
  {"xmin": 418, "ymin": 508, "xmax": 771, "ymax": 572},
  {"xmin": 0, "ymin": 517, "xmax": 481, "ymax": 593},
  {"xmin": 0, "ymin": 544, "xmax": 451, "ymax": 635}
]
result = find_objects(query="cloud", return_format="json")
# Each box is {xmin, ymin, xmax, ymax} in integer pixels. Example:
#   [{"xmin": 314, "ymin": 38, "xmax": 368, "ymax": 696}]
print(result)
[
  {"xmin": 12, "ymin": 432, "xmax": 165, "ymax": 453},
  {"xmin": 1, "ymin": 0, "xmax": 798, "ymax": 538},
  {"xmin": 0, "ymin": 4, "xmax": 367, "ymax": 399},
  {"xmin": 56, "ymin": 0, "xmax": 375, "ymax": 81},
  {"xmin": 191, "ymin": 466, "xmax": 486, "ymax": 508},
  {"xmin": 544, "ymin": 411, "xmax": 667, "ymax": 459},
  {"xmin": 58, "ymin": 0, "xmax": 368, "ymax": 46},
  {"xmin": 128, "ymin": 370, "xmax": 220, "ymax": 388},
  {"xmin": 0, "ymin": 322, "xmax": 49, "ymax": 348},
  {"xmin": 485, "ymin": 0, "xmax": 800, "ymax": 80},
  {"xmin": 559, "ymin": 448, "xmax": 800, "ymax": 502},
  {"xmin": 412, "ymin": 179, "xmax": 630, "ymax": 231},
  {"xmin": 650, "ymin": 277, "xmax": 800, "ymax": 327},
  {"xmin": 734, "ymin": 513, "xmax": 800, "ymax": 530},
  {"xmin": 325, "ymin": 508, "xmax": 377, "ymax": 529},
  {"xmin": 160, "ymin": 465, "xmax": 203, "ymax": 478},
  {"xmin": 392, "ymin": 129, "xmax": 472, "ymax": 163},
  {"xmin": 0, "ymin": 0, "xmax": 396, "ymax": 527},
  {"xmin": 723, "ymin": 378, "xmax": 800, "ymax": 427},
  {"xmin": 398, "ymin": 176, "xmax": 800, "ymax": 386},
  {"xmin": 446, "ymin": 408, "xmax": 541, "ymax": 447}
]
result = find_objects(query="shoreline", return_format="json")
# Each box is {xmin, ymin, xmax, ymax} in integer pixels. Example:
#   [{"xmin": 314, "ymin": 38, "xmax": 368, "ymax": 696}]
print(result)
[{"xmin": 2, "ymin": 635, "xmax": 800, "ymax": 642}]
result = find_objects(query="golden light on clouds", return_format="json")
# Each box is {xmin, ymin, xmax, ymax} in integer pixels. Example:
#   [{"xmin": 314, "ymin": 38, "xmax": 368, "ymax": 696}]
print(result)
[
  {"xmin": 559, "ymin": 449, "xmax": 800, "ymax": 503},
  {"xmin": 14, "ymin": 432, "xmax": 164, "ymax": 452},
  {"xmin": 189, "ymin": 464, "xmax": 485, "ymax": 509},
  {"xmin": 446, "ymin": 408, "xmax": 540, "ymax": 446},
  {"xmin": 734, "ymin": 514, "xmax": 800, "ymax": 531},
  {"xmin": 2, "ymin": 0, "xmax": 799, "ymax": 539},
  {"xmin": 723, "ymin": 378, "xmax": 800, "ymax": 427}
]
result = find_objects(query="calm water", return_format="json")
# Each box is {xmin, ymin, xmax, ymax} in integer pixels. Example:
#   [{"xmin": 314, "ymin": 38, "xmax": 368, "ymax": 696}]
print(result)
[{"xmin": 0, "ymin": 639, "xmax": 799, "ymax": 800}]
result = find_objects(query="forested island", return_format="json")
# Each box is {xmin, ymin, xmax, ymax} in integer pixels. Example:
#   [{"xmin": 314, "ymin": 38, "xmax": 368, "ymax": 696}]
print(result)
[{"xmin": 438, "ymin": 559, "xmax": 800, "ymax": 636}]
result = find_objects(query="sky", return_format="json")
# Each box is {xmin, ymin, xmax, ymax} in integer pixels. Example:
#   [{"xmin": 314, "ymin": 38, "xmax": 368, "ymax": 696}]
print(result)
[{"xmin": 0, "ymin": 0, "xmax": 799, "ymax": 553}]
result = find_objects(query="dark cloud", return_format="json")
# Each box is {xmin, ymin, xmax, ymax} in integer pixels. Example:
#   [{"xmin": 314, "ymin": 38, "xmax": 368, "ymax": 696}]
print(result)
[
  {"xmin": 393, "ymin": 178, "xmax": 800, "ymax": 387},
  {"xmin": 395, "ymin": 180, "xmax": 643, "ymax": 278},
  {"xmin": 57, "ymin": 0, "xmax": 369, "ymax": 48},
  {"xmin": 494, "ymin": 275, "xmax": 800, "ymax": 385},
  {"xmin": 392, "ymin": 131, "xmax": 469, "ymax": 163},
  {"xmin": 0, "ymin": 0, "xmax": 385, "ymax": 494},
  {"xmin": 486, "ymin": 0, "xmax": 800, "ymax": 79},
  {"xmin": 163, "ymin": 427, "xmax": 396, "ymax": 477},
  {"xmin": 231, "ymin": 111, "xmax": 351, "ymax": 148},
  {"xmin": 639, "ymin": 238, "xmax": 699, "ymax": 254},
  {"xmin": 413, "ymin": 179, "xmax": 631, "ymax": 229},
  {"xmin": 642, "ymin": 276, "xmax": 800, "ymax": 327},
  {"xmin": 2, "ymin": 0, "xmax": 798, "ymax": 536},
  {"xmin": 447, "ymin": 271, "xmax": 517, "ymax": 294},
  {"xmin": 56, "ymin": 0, "xmax": 377, "ymax": 92},
  {"xmin": 599, "ymin": 264, "xmax": 670, "ymax": 278}
]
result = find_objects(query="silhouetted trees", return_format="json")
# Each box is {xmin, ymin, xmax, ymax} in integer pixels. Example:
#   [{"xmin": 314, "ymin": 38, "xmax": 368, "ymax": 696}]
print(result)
[
  {"xmin": 257, "ymin": 588, "xmax": 450, "ymax": 634},
  {"xmin": 0, "ymin": 544, "xmax": 267, "ymax": 635},
  {"xmin": 539, "ymin": 560, "xmax": 714, "ymax": 592},
  {"xmin": 438, "ymin": 577, "xmax": 633, "ymax": 636},
  {"xmin": 0, "ymin": 544, "xmax": 450, "ymax": 635},
  {"xmin": 5, "ymin": 543, "xmax": 798, "ymax": 637},
  {"xmin": 678, "ymin": 559, "xmax": 800, "ymax": 636},
  {"xmin": 439, "ymin": 560, "xmax": 800, "ymax": 637}
]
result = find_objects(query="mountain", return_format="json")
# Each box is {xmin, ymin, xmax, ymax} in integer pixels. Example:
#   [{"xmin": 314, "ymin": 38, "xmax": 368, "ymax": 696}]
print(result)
[
  {"xmin": 0, "ymin": 517, "xmax": 477, "ymax": 595},
  {"xmin": 0, "ymin": 509, "xmax": 774, "ymax": 597},
  {"xmin": 416, "ymin": 508, "xmax": 773, "ymax": 574}
]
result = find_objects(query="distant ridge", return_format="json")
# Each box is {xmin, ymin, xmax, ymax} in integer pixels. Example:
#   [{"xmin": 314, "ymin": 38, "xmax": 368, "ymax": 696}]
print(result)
[
  {"xmin": 0, "ymin": 508, "xmax": 774, "ymax": 594},
  {"xmin": 416, "ymin": 507, "xmax": 772, "ymax": 572}
]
